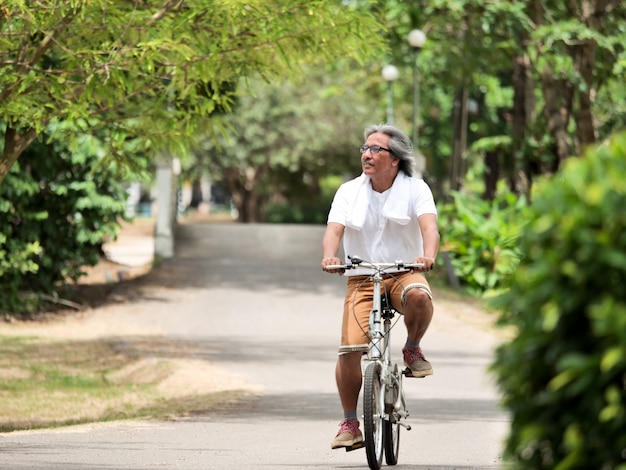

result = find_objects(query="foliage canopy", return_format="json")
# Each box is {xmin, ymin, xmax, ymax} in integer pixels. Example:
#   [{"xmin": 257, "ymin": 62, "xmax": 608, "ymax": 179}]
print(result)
[{"xmin": 0, "ymin": 0, "xmax": 384, "ymax": 182}]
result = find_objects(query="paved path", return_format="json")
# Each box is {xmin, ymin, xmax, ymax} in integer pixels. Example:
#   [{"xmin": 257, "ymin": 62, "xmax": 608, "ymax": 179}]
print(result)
[{"xmin": 0, "ymin": 223, "xmax": 509, "ymax": 469}]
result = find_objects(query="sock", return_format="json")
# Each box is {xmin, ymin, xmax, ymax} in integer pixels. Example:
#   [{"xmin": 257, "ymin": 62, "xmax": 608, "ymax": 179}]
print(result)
[
  {"xmin": 404, "ymin": 339, "xmax": 420, "ymax": 349},
  {"xmin": 344, "ymin": 411, "xmax": 358, "ymax": 421}
]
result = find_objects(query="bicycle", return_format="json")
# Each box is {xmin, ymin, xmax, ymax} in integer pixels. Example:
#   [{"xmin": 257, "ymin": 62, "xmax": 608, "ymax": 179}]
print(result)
[{"xmin": 326, "ymin": 255, "xmax": 424, "ymax": 470}]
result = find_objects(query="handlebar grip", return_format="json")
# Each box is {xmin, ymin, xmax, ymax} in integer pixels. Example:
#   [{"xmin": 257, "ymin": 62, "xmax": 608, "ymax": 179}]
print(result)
[
  {"xmin": 403, "ymin": 263, "xmax": 425, "ymax": 268},
  {"xmin": 325, "ymin": 265, "xmax": 346, "ymax": 270}
]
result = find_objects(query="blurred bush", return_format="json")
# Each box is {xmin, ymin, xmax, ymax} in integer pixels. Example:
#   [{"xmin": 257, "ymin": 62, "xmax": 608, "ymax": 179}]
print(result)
[{"xmin": 491, "ymin": 131, "xmax": 626, "ymax": 469}]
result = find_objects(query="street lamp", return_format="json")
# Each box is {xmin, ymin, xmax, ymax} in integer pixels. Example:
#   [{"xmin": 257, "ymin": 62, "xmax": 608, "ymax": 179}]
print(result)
[
  {"xmin": 408, "ymin": 29, "xmax": 426, "ymax": 175},
  {"xmin": 381, "ymin": 64, "xmax": 399, "ymax": 125}
]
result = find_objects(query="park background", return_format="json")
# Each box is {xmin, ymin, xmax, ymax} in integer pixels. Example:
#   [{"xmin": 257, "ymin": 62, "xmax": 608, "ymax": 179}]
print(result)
[{"xmin": 1, "ymin": 2, "xmax": 625, "ymax": 469}]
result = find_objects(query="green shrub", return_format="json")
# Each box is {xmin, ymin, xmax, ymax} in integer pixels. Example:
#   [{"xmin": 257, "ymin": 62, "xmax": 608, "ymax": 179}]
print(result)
[
  {"xmin": 0, "ymin": 127, "xmax": 129, "ymax": 315},
  {"xmin": 491, "ymin": 132, "xmax": 626, "ymax": 469},
  {"xmin": 437, "ymin": 189, "xmax": 527, "ymax": 295}
]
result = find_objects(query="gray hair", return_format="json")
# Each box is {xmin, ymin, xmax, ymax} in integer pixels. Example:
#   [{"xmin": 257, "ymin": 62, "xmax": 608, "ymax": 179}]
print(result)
[{"xmin": 364, "ymin": 124, "xmax": 416, "ymax": 177}]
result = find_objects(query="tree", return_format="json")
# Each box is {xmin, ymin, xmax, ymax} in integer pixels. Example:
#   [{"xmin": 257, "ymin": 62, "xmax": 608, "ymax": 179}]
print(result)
[
  {"xmin": 0, "ymin": 0, "xmax": 385, "ymax": 184},
  {"xmin": 375, "ymin": 0, "xmax": 626, "ymax": 196},
  {"xmin": 194, "ymin": 64, "xmax": 373, "ymax": 222}
]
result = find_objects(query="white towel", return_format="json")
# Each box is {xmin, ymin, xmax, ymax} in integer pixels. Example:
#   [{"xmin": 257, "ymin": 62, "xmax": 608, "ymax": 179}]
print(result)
[
  {"xmin": 383, "ymin": 172, "xmax": 412, "ymax": 225},
  {"xmin": 346, "ymin": 172, "xmax": 412, "ymax": 230},
  {"xmin": 345, "ymin": 174, "xmax": 371, "ymax": 230}
]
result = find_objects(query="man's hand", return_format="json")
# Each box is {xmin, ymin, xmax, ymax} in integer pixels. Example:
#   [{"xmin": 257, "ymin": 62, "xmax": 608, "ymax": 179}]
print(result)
[
  {"xmin": 411, "ymin": 256, "xmax": 436, "ymax": 273},
  {"xmin": 321, "ymin": 257, "xmax": 345, "ymax": 274}
]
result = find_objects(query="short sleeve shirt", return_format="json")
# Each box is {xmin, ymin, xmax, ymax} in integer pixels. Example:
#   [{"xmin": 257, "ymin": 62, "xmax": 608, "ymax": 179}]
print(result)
[{"xmin": 327, "ymin": 174, "xmax": 437, "ymax": 275}]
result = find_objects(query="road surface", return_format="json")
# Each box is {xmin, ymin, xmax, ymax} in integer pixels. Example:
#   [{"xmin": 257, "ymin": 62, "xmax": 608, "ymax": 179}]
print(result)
[{"xmin": 0, "ymin": 223, "xmax": 509, "ymax": 469}]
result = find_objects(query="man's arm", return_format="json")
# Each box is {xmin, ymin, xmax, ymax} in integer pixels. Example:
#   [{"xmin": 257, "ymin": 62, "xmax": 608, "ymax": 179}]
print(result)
[
  {"xmin": 415, "ymin": 213, "xmax": 440, "ymax": 271},
  {"xmin": 321, "ymin": 222, "xmax": 345, "ymax": 273}
]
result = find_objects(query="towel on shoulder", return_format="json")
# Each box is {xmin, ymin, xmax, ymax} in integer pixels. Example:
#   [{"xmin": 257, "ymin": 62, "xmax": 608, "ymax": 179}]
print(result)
[{"xmin": 346, "ymin": 172, "xmax": 413, "ymax": 230}]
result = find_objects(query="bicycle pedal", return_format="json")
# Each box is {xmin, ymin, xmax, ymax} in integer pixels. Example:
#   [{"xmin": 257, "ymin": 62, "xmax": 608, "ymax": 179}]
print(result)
[
  {"xmin": 344, "ymin": 441, "xmax": 365, "ymax": 452},
  {"xmin": 403, "ymin": 367, "xmax": 427, "ymax": 378}
]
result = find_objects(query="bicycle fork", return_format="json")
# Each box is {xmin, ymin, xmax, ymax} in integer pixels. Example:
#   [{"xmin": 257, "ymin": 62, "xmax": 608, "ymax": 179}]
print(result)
[{"xmin": 368, "ymin": 275, "xmax": 411, "ymax": 431}]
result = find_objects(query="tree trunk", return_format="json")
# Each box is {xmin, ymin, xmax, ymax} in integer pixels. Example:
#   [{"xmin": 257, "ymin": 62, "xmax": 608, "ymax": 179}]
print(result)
[
  {"xmin": 224, "ymin": 163, "xmax": 269, "ymax": 223},
  {"xmin": 526, "ymin": 0, "xmax": 573, "ymax": 171},
  {"xmin": 574, "ymin": 45, "xmax": 597, "ymax": 150},
  {"xmin": 483, "ymin": 150, "xmax": 499, "ymax": 201},
  {"xmin": 572, "ymin": 1, "xmax": 603, "ymax": 150},
  {"xmin": 0, "ymin": 126, "xmax": 39, "ymax": 185},
  {"xmin": 540, "ymin": 69, "xmax": 573, "ymax": 166},
  {"xmin": 531, "ymin": 0, "xmax": 612, "ymax": 168},
  {"xmin": 450, "ymin": 87, "xmax": 469, "ymax": 193},
  {"xmin": 510, "ymin": 51, "xmax": 534, "ymax": 197}
]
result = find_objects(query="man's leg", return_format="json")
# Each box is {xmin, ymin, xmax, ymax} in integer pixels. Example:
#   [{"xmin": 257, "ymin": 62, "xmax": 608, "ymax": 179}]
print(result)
[
  {"xmin": 332, "ymin": 277, "xmax": 370, "ymax": 449},
  {"xmin": 331, "ymin": 352, "xmax": 364, "ymax": 449},
  {"xmin": 336, "ymin": 352, "xmax": 362, "ymax": 413},
  {"xmin": 402, "ymin": 287, "xmax": 433, "ymax": 344},
  {"xmin": 389, "ymin": 275, "xmax": 434, "ymax": 377}
]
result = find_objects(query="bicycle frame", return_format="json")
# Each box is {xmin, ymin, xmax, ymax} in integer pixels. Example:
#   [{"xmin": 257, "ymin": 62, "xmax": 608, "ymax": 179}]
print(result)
[{"xmin": 365, "ymin": 268, "xmax": 409, "ymax": 422}]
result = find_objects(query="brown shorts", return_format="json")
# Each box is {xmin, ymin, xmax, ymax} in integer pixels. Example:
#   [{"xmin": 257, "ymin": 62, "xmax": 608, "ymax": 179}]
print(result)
[{"xmin": 338, "ymin": 271, "xmax": 433, "ymax": 355}]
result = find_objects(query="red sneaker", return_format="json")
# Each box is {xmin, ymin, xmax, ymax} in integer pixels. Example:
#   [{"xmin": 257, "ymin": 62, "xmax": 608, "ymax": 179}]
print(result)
[
  {"xmin": 330, "ymin": 419, "xmax": 364, "ymax": 449},
  {"xmin": 403, "ymin": 346, "xmax": 433, "ymax": 377}
]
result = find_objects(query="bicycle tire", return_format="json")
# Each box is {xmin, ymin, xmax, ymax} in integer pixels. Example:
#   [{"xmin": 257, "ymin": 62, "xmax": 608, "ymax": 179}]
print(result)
[
  {"xmin": 363, "ymin": 361, "xmax": 384, "ymax": 470},
  {"xmin": 383, "ymin": 366, "xmax": 401, "ymax": 465},
  {"xmin": 383, "ymin": 412, "xmax": 400, "ymax": 465}
]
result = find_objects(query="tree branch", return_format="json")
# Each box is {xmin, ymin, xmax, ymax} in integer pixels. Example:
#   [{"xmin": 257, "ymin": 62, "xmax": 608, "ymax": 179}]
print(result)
[
  {"xmin": 147, "ymin": 0, "xmax": 184, "ymax": 25},
  {"xmin": 0, "ymin": 126, "xmax": 42, "ymax": 184},
  {"xmin": 28, "ymin": 6, "xmax": 81, "ymax": 68}
]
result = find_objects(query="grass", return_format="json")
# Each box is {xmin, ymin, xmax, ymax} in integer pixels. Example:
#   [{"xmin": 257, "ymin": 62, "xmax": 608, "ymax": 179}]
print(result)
[{"xmin": 0, "ymin": 335, "xmax": 251, "ymax": 432}]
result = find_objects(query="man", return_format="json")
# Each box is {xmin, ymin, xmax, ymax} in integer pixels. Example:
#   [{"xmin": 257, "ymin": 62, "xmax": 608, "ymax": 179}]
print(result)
[{"xmin": 321, "ymin": 124, "xmax": 440, "ymax": 450}]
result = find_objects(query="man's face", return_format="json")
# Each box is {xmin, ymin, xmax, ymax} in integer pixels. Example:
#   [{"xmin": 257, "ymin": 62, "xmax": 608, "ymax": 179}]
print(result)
[{"xmin": 361, "ymin": 132, "xmax": 398, "ymax": 178}]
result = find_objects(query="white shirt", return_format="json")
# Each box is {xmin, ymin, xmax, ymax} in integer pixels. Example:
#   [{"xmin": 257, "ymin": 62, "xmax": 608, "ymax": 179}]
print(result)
[{"xmin": 327, "ymin": 172, "xmax": 437, "ymax": 276}]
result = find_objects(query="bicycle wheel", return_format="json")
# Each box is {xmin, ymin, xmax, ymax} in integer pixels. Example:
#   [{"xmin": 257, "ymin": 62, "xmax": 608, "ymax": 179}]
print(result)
[
  {"xmin": 383, "ymin": 411, "xmax": 400, "ymax": 465},
  {"xmin": 363, "ymin": 361, "xmax": 384, "ymax": 470},
  {"xmin": 383, "ymin": 365, "xmax": 401, "ymax": 465}
]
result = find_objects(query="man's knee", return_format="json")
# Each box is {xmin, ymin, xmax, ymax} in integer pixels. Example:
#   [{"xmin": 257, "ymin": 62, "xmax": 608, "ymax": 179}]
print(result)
[
  {"xmin": 402, "ymin": 284, "xmax": 433, "ymax": 306},
  {"xmin": 402, "ymin": 285, "xmax": 433, "ymax": 310}
]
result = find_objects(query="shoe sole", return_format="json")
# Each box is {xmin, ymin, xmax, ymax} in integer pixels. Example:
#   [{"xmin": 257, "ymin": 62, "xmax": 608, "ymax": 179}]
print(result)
[
  {"xmin": 331, "ymin": 436, "xmax": 364, "ymax": 450},
  {"xmin": 404, "ymin": 366, "xmax": 433, "ymax": 378}
]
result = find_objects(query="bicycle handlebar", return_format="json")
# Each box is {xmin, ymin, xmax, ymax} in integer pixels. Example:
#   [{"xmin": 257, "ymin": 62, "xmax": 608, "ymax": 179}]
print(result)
[{"xmin": 325, "ymin": 255, "xmax": 424, "ymax": 271}]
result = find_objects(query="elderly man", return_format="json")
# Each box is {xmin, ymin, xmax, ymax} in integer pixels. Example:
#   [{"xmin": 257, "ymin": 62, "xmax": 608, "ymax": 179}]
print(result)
[{"xmin": 321, "ymin": 124, "xmax": 440, "ymax": 450}]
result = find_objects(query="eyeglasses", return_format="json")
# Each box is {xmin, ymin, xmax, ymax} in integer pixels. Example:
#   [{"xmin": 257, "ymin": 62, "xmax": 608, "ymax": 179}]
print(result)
[{"xmin": 360, "ymin": 145, "xmax": 393, "ymax": 155}]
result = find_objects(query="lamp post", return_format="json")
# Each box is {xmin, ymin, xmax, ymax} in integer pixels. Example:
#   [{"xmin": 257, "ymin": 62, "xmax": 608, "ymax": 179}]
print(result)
[
  {"xmin": 381, "ymin": 64, "xmax": 399, "ymax": 125},
  {"xmin": 408, "ymin": 29, "xmax": 426, "ymax": 175}
]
